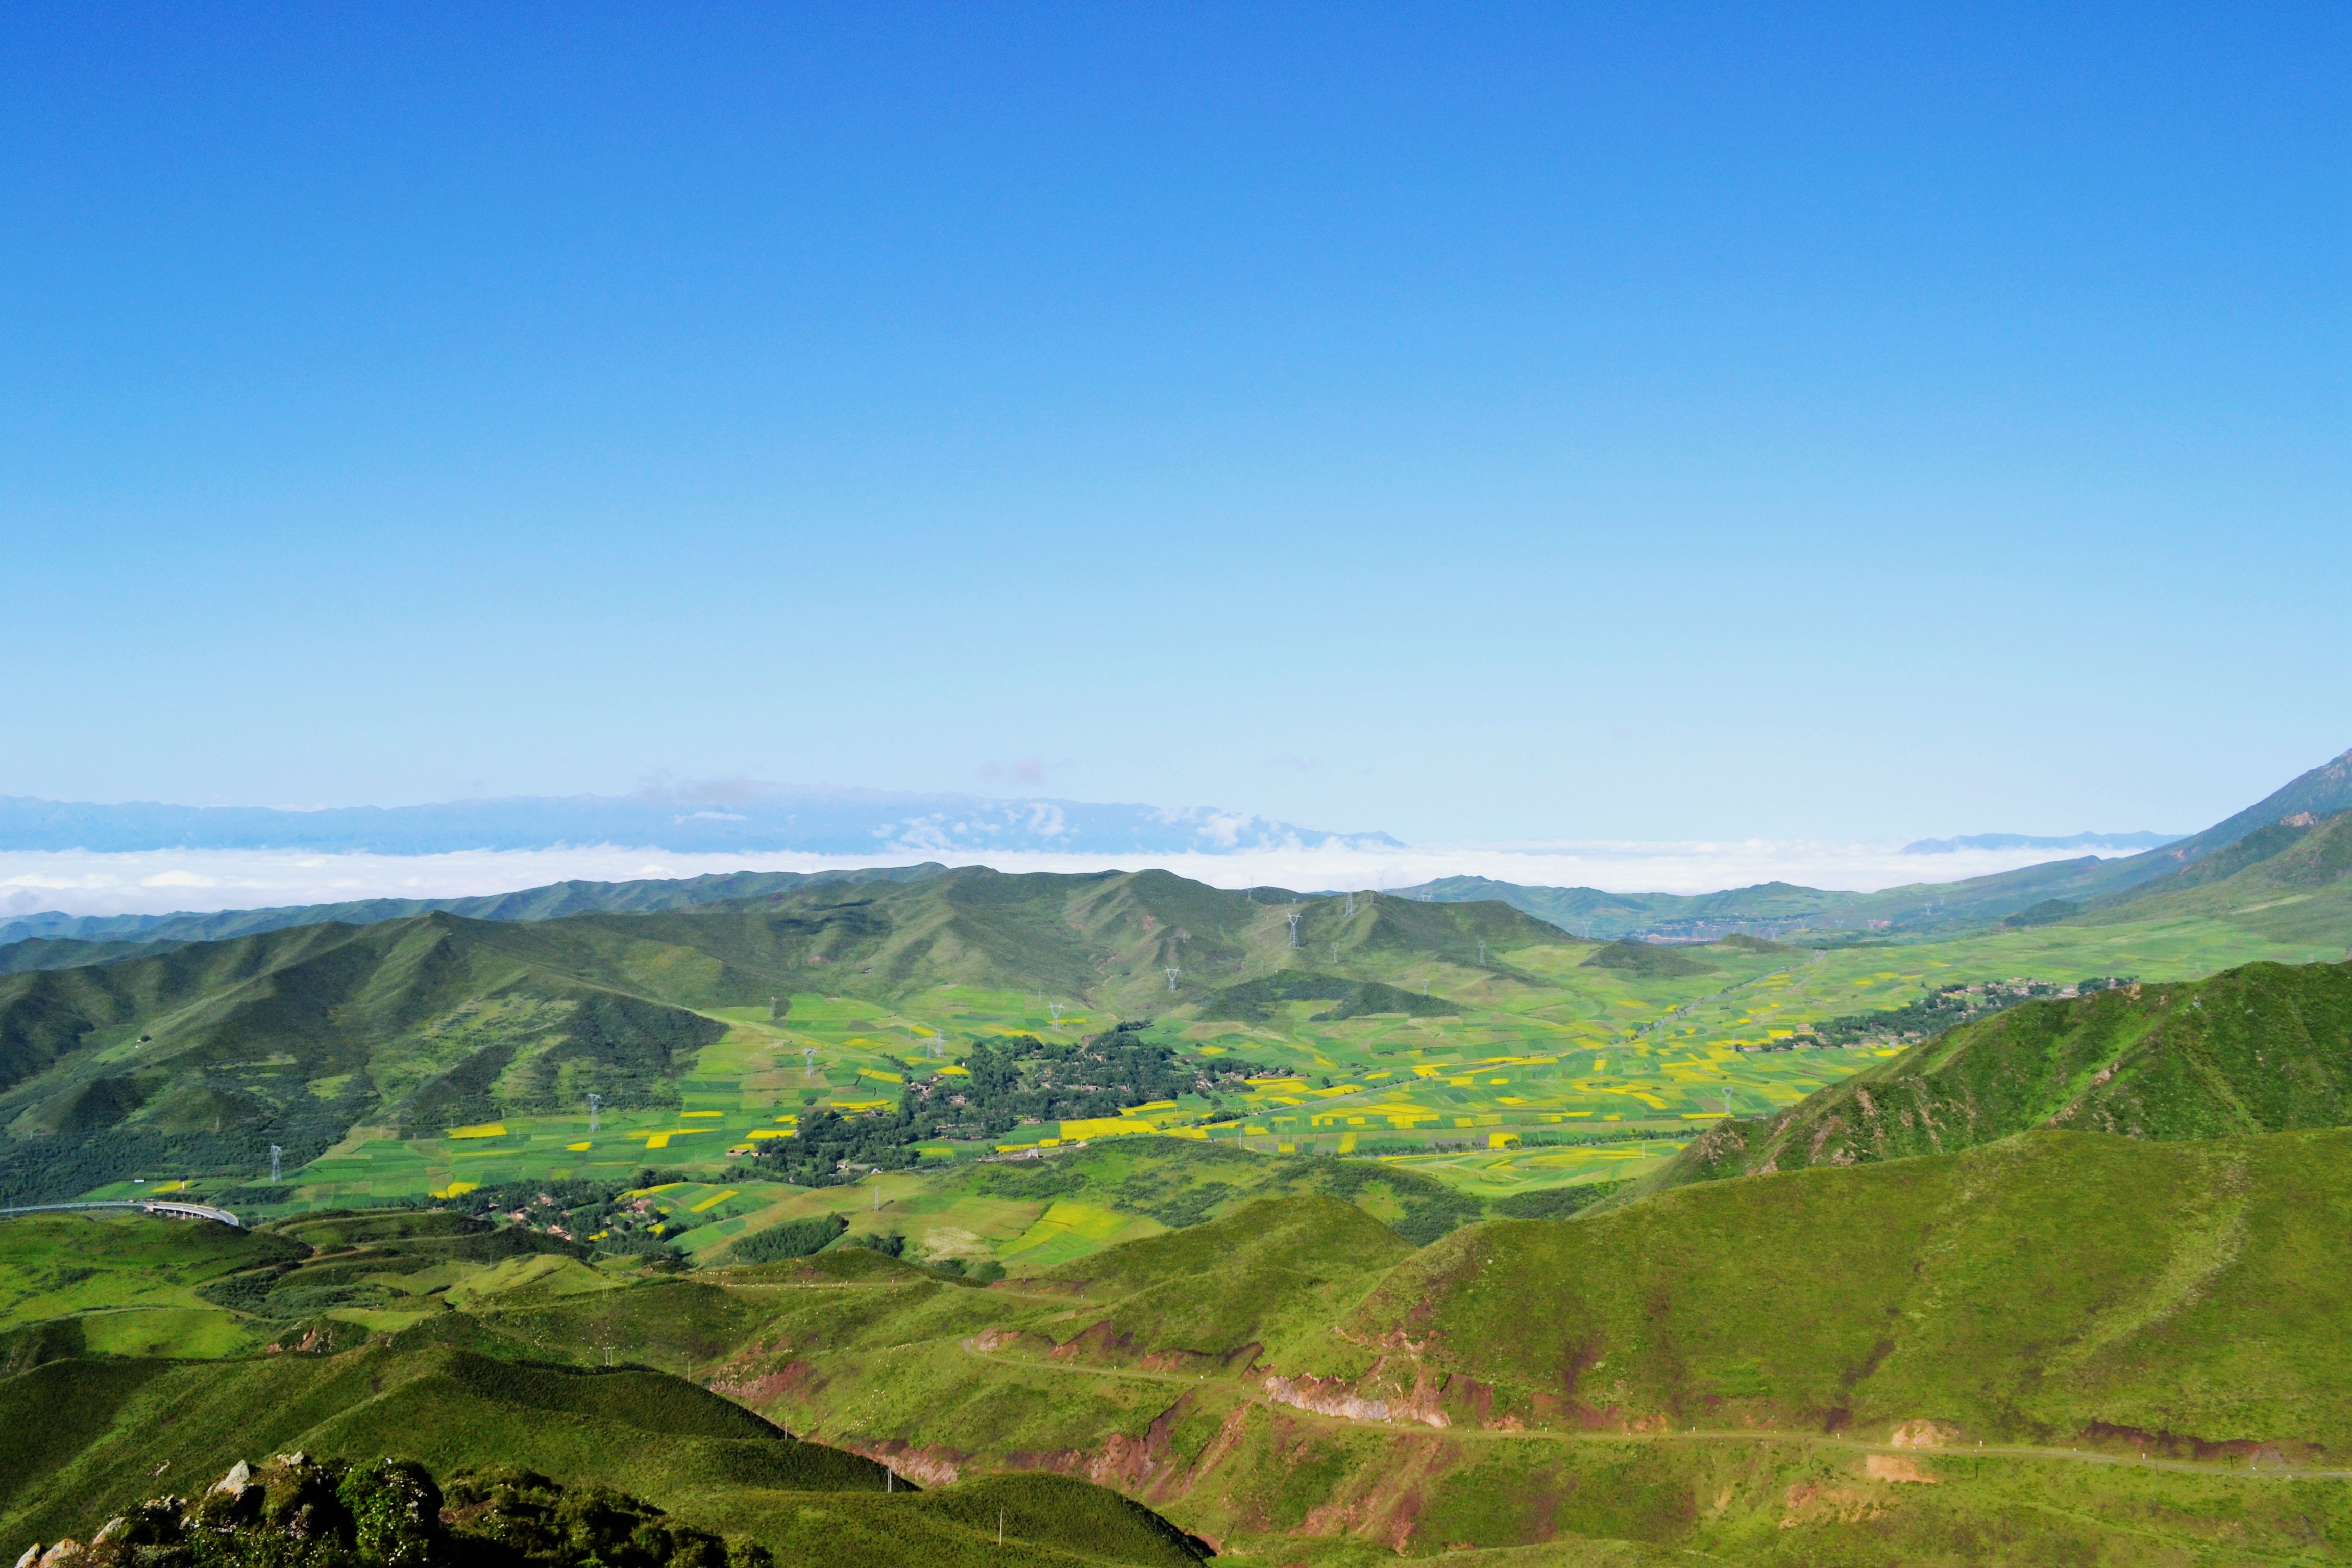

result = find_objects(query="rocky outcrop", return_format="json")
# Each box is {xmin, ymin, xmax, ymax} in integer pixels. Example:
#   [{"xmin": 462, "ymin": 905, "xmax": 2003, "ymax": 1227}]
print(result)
[{"xmin": 1261, "ymin": 1359, "xmax": 1448, "ymax": 1428}]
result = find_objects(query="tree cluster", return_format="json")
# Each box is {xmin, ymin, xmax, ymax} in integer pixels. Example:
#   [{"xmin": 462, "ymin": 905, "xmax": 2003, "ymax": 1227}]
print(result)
[
  {"xmin": 1814, "ymin": 978, "xmax": 2066, "ymax": 1046},
  {"xmin": 751, "ymin": 1024, "xmax": 1268, "ymax": 1187},
  {"xmin": 34, "ymin": 1454, "xmax": 772, "ymax": 1568}
]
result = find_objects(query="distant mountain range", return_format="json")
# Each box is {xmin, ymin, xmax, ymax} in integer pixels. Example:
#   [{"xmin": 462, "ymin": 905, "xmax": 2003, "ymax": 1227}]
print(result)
[
  {"xmin": 1901, "ymin": 830, "xmax": 2179, "ymax": 854},
  {"xmin": 0, "ymin": 786, "xmax": 1400, "ymax": 857},
  {"xmin": 3, "ymin": 750, "xmax": 2345, "ymax": 952},
  {"xmin": 1399, "ymin": 746, "xmax": 2352, "ymax": 941}
]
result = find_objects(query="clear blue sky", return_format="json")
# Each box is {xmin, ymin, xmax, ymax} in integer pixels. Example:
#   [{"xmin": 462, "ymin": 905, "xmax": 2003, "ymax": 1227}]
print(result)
[{"xmin": 3, "ymin": 4, "xmax": 2344, "ymax": 843}]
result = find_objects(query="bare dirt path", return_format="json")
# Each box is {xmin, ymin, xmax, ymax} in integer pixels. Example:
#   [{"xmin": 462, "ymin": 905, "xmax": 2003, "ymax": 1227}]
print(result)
[{"xmin": 952, "ymin": 1339, "xmax": 2352, "ymax": 1482}]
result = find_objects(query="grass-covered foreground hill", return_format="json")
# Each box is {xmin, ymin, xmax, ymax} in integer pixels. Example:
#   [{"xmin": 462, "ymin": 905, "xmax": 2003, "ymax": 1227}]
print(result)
[
  {"xmin": 11, "ymin": 1111, "xmax": 2352, "ymax": 1563},
  {"xmin": 0, "ymin": 1337, "xmax": 1209, "ymax": 1568},
  {"xmin": 1661, "ymin": 956, "xmax": 2352, "ymax": 1182},
  {"xmin": 309, "ymin": 1129, "xmax": 2352, "ymax": 1563}
]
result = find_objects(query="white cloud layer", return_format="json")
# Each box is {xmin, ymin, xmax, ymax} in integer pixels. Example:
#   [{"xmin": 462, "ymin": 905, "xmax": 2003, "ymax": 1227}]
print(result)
[{"xmin": 0, "ymin": 839, "xmax": 2105, "ymax": 920}]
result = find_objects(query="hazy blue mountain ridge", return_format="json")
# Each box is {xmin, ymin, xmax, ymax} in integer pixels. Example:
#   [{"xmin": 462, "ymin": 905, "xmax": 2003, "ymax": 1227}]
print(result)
[{"xmin": 0, "ymin": 788, "xmax": 1401, "ymax": 856}]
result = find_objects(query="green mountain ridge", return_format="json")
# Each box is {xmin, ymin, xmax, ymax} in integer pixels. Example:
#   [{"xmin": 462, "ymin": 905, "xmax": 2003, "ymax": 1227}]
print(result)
[
  {"xmin": 6, "ymin": 747, "xmax": 2346, "ymax": 976},
  {"xmin": 427, "ymin": 1124, "xmax": 2352, "ymax": 1561},
  {"xmin": 1657, "ymin": 957, "xmax": 2352, "ymax": 1186},
  {"xmin": 0, "ymin": 913, "xmax": 733, "ymax": 1199},
  {"xmin": 2079, "ymin": 806, "xmax": 2352, "ymax": 944},
  {"xmin": 16, "ymin": 1090, "xmax": 2352, "ymax": 1561},
  {"xmin": 0, "ymin": 865, "xmax": 951, "ymax": 971},
  {"xmin": 0, "ymin": 869, "xmax": 1576, "ymax": 1202}
]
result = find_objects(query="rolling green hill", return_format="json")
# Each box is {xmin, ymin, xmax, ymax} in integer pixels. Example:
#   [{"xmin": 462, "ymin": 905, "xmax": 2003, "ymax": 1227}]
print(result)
[
  {"xmin": 0, "ymin": 869, "xmax": 1586, "ymax": 1203},
  {"xmin": 1660, "ymin": 957, "xmax": 2352, "ymax": 1184},
  {"xmin": 14, "ymin": 1118, "xmax": 2352, "ymax": 1563},
  {"xmin": 635, "ymin": 868, "xmax": 1575, "ymax": 1010},
  {"xmin": 422, "ymin": 1128, "xmax": 2352, "ymax": 1563},
  {"xmin": 1356, "ymin": 1126, "xmax": 2352, "ymax": 1450},
  {"xmin": 0, "ymin": 865, "xmax": 950, "ymax": 969},
  {"xmin": 0, "ymin": 1345, "xmax": 1208, "ymax": 1567},
  {"xmin": 0, "ymin": 913, "xmax": 732, "ymax": 1200}
]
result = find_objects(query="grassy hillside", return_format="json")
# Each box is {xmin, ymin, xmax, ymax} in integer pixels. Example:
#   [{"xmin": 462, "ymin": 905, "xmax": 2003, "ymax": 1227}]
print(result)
[
  {"xmin": 4, "ymin": 859, "xmax": 2348, "ymax": 1217},
  {"xmin": 2085, "ymin": 807, "xmax": 2352, "ymax": 947},
  {"xmin": 0, "ymin": 1342, "xmax": 879, "ymax": 1534},
  {"xmin": 1661, "ymin": 957, "xmax": 2352, "ymax": 1183},
  {"xmin": 0, "ymin": 914, "xmax": 732, "ymax": 1200},
  {"xmin": 1349, "ymin": 1128, "xmax": 2352, "ymax": 1449},
  {"xmin": 406, "ymin": 1128, "xmax": 2352, "ymax": 1563},
  {"xmin": 14, "ymin": 1134, "xmax": 2352, "ymax": 1562},
  {"xmin": 0, "ymin": 864, "xmax": 949, "ymax": 961},
  {"xmin": 0, "ymin": 1344, "xmax": 1208, "ymax": 1567}
]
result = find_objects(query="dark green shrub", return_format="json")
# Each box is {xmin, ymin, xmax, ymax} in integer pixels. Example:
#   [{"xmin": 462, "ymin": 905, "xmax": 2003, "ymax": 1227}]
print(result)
[{"xmin": 727, "ymin": 1212, "xmax": 847, "ymax": 1264}]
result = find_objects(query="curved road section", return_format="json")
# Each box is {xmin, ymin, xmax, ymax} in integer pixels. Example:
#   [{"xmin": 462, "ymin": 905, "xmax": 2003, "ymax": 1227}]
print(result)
[{"xmin": 0, "ymin": 1198, "xmax": 242, "ymax": 1228}]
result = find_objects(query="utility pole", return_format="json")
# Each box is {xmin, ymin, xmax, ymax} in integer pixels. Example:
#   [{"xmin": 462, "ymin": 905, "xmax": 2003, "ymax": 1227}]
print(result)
[{"xmin": 587, "ymin": 1093, "xmax": 602, "ymax": 1132}]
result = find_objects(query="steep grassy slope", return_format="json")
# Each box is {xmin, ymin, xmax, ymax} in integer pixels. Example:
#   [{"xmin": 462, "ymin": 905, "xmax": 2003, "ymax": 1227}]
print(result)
[
  {"xmin": 1661, "ymin": 958, "xmax": 2352, "ymax": 1182},
  {"xmin": 1350, "ymin": 1129, "xmax": 2352, "ymax": 1453},
  {"xmin": 0, "ymin": 1346, "xmax": 1208, "ymax": 1567},
  {"xmin": 0, "ymin": 915, "xmax": 732, "ymax": 1200},
  {"xmin": 0, "ymin": 1343, "xmax": 881, "ymax": 1534},
  {"xmin": 406, "ymin": 1129, "xmax": 2352, "ymax": 1563},
  {"xmin": 2086, "ymin": 807, "xmax": 2352, "ymax": 946},
  {"xmin": 1030, "ymin": 1196, "xmax": 1415, "ymax": 1371},
  {"xmin": 15, "ymin": 1134, "xmax": 2352, "ymax": 1563}
]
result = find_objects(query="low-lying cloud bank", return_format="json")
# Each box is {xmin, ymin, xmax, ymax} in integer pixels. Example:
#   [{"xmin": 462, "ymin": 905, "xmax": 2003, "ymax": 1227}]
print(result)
[{"xmin": 2, "ymin": 838, "xmax": 2109, "ymax": 920}]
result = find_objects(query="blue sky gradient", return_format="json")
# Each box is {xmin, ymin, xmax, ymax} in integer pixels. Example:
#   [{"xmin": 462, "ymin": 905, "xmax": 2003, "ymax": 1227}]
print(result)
[{"xmin": 3, "ymin": 4, "xmax": 2344, "ymax": 842}]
